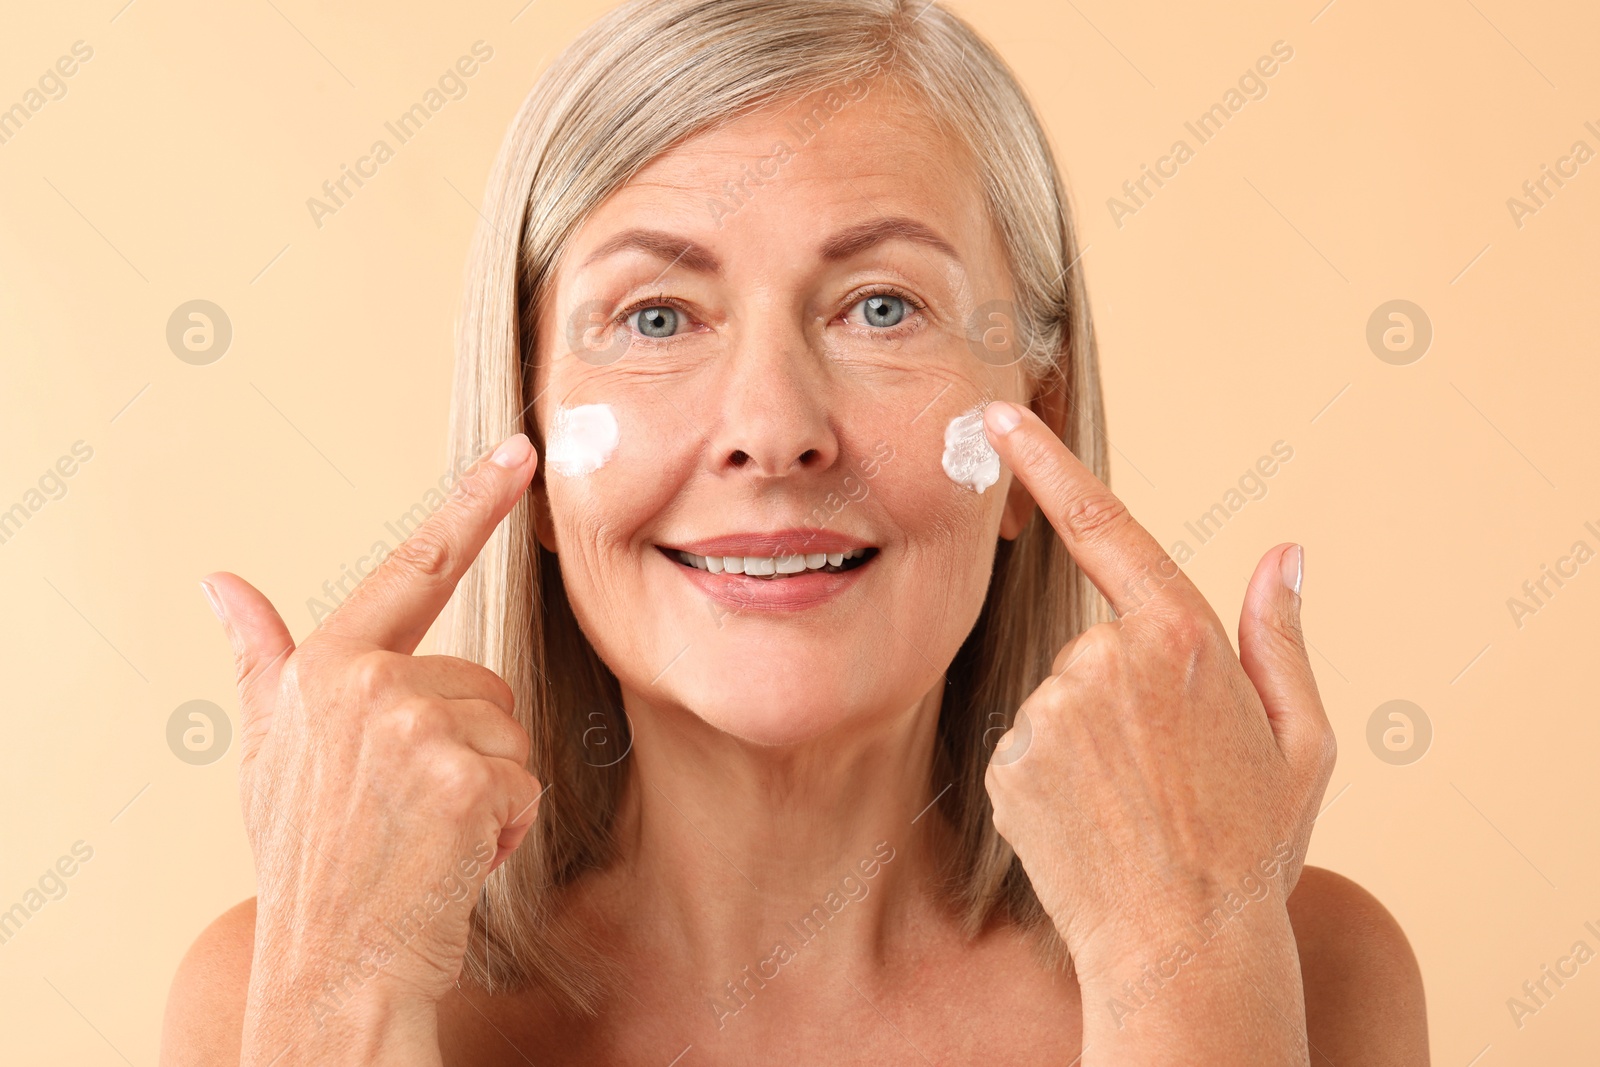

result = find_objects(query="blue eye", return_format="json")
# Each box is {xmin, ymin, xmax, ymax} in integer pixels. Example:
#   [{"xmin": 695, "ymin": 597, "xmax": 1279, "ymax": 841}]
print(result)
[
  {"xmin": 855, "ymin": 294, "xmax": 907, "ymax": 328},
  {"xmin": 630, "ymin": 305, "xmax": 679, "ymax": 338}
]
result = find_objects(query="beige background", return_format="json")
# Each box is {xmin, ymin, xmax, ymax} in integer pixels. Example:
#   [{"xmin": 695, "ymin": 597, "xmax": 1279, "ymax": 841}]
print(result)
[{"xmin": 2, "ymin": 0, "xmax": 1596, "ymax": 1061}]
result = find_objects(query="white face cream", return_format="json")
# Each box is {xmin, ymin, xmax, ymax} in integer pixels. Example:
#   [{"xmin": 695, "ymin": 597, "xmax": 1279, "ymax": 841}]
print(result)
[
  {"xmin": 545, "ymin": 403, "xmax": 619, "ymax": 477},
  {"xmin": 942, "ymin": 406, "xmax": 1001, "ymax": 494}
]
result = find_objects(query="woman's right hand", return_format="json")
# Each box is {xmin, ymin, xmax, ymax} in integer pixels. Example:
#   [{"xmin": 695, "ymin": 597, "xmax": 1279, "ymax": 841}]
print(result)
[{"xmin": 202, "ymin": 433, "xmax": 543, "ymax": 1067}]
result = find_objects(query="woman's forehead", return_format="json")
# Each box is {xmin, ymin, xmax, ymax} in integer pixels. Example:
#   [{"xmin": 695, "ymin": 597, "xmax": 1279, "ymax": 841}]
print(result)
[
  {"xmin": 569, "ymin": 84, "xmax": 992, "ymax": 257},
  {"xmin": 649, "ymin": 84, "xmax": 960, "ymax": 172}
]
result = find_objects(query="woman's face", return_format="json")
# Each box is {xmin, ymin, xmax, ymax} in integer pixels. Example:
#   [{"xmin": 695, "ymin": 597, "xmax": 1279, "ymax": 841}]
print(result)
[{"xmin": 532, "ymin": 81, "xmax": 1035, "ymax": 745}]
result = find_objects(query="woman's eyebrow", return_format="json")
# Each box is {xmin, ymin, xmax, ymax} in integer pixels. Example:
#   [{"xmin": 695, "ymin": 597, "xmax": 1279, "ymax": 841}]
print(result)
[
  {"xmin": 820, "ymin": 216, "xmax": 961, "ymax": 263},
  {"xmin": 580, "ymin": 229, "xmax": 722, "ymax": 274},
  {"xmin": 576, "ymin": 216, "xmax": 962, "ymax": 276}
]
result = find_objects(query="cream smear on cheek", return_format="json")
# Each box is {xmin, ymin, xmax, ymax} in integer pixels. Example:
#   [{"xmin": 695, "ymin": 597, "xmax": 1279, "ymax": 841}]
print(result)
[
  {"xmin": 941, "ymin": 404, "xmax": 1001, "ymax": 494},
  {"xmin": 545, "ymin": 403, "xmax": 619, "ymax": 477}
]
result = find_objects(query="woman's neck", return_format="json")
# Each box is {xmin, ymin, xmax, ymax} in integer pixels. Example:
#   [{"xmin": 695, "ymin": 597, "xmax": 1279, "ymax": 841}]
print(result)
[{"xmin": 589, "ymin": 682, "xmax": 954, "ymax": 986}]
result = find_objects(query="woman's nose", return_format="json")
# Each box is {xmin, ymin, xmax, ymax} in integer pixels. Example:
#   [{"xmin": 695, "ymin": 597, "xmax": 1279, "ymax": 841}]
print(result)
[{"xmin": 707, "ymin": 330, "xmax": 839, "ymax": 477}]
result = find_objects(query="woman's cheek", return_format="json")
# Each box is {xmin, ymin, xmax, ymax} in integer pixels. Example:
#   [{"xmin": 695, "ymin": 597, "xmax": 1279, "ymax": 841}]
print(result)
[
  {"xmin": 543, "ymin": 402, "xmax": 618, "ymax": 477},
  {"xmin": 542, "ymin": 394, "xmax": 696, "ymax": 602},
  {"xmin": 877, "ymin": 396, "xmax": 1007, "ymax": 565},
  {"xmin": 544, "ymin": 462, "xmax": 680, "ymax": 677},
  {"xmin": 864, "ymin": 435, "xmax": 1004, "ymax": 661},
  {"xmin": 939, "ymin": 402, "xmax": 1002, "ymax": 494},
  {"xmin": 543, "ymin": 394, "xmax": 696, "ymax": 499}
]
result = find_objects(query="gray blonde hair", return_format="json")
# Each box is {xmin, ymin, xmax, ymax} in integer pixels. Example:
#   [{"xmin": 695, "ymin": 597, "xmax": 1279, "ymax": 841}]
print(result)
[{"xmin": 443, "ymin": 0, "xmax": 1108, "ymax": 1010}]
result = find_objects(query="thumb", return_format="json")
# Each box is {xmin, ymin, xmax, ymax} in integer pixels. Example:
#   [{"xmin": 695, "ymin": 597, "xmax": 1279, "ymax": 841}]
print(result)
[
  {"xmin": 201, "ymin": 572, "xmax": 294, "ymax": 759},
  {"xmin": 1238, "ymin": 543, "xmax": 1322, "ymax": 755}
]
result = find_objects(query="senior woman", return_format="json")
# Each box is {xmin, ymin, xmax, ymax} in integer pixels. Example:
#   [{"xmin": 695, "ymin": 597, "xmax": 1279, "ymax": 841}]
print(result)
[{"xmin": 162, "ymin": 0, "xmax": 1428, "ymax": 1063}]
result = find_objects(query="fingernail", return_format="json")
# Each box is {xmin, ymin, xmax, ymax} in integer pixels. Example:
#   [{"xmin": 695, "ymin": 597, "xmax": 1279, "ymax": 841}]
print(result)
[
  {"xmin": 199, "ymin": 579, "xmax": 225, "ymax": 621},
  {"xmin": 491, "ymin": 433, "xmax": 532, "ymax": 469},
  {"xmin": 1280, "ymin": 544, "xmax": 1303, "ymax": 597},
  {"xmin": 984, "ymin": 400, "xmax": 1022, "ymax": 435}
]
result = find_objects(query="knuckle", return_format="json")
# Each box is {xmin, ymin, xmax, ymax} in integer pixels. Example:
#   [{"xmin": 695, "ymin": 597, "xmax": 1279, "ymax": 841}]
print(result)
[
  {"xmin": 483, "ymin": 671, "xmax": 516, "ymax": 713},
  {"xmin": 438, "ymin": 656, "xmax": 517, "ymax": 713},
  {"xmin": 1059, "ymin": 491, "xmax": 1131, "ymax": 545},
  {"xmin": 988, "ymin": 808, "xmax": 1008, "ymax": 842},
  {"xmin": 1155, "ymin": 610, "xmax": 1213, "ymax": 679},
  {"xmin": 1288, "ymin": 716, "xmax": 1337, "ymax": 781},
  {"xmin": 387, "ymin": 698, "xmax": 450, "ymax": 745},
  {"xmin": 1075, "ymin": 633, "xmax": 1126, "ymax": 684},
  {"xmin": 352, "ymin": 651, "xmax": 402, "ymax": 697},
  {"xmin": 502, "ymin": 716, "xmax": 532, "ymax": 765},
  {"xmin": 514, "ymin": 723, "xmax": 533, "ymax": 765},
  {"xmin": 433, "ymin": 752, "xmax": 491, "ymax": 807},
  {"xmin": 1075, "ymin": 624, "xmax": 1119, "ymax": 668},
  {"xmin": 1051, "ymin": 626, "xmax": 1106, "ymax": 676},
  {"xmin": 1314, "ymin": 721, "xmax": 1338, "ymax": 773},
  {"xmin": 389, "ymin": 530, "xmax": 454, "ymax": 580},
  {"xmin": 274, "ymin": 655, "xmax": 302, "ymax": 695},
  {"xmin": 1163, "ymin": 608, "xmax": 1209, "ymax": 649},
  {"xmin": 984, "ymin": 781, "xmax": 1010, "ymax": 826}
]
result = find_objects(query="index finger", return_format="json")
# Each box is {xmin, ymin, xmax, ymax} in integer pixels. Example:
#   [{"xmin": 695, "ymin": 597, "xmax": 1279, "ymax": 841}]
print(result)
[
  {"xmin": 320, "ymin": 433, "xmax": 537, "ymax": 652},
  {"xmin": 982, "ymin": 401, "xmax": 1198, "ymax": 618}
]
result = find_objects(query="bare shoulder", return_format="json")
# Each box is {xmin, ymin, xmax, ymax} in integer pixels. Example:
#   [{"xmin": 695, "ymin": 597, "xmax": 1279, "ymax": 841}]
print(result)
[
  {"xmin": 159, "ymin": 896, "xmax": 256, "ymax": 1067},
  {"xmin": 1288, "ymin": 866, "xmax": 1429, "ymax": 1065}
]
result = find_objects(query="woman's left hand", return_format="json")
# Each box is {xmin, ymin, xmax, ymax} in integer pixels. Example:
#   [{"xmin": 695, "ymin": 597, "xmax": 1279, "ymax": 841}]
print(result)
[{"xmin": 979, "ymin": 400, "xmax": 1335, "ymax": 1059}]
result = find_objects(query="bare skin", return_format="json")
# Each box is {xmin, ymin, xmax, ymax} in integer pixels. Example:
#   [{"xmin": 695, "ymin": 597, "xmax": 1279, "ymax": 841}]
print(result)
[
  {"xmin": 163, "ymin": 83, "xmax": 1429, "ymax": 1064},
  {"xmin": 166, "ymin": 866, "xmax": 1425, "ymax": 1065}
]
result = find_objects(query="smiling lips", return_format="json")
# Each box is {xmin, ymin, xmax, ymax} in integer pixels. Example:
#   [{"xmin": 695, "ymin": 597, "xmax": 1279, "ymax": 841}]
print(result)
[
  {"xmin": 670, "ymin": 547, "xmax": 873, "ymax": 576},
  {"xmin": 657, "ymin": 529, "xmax": 878, "ymax": 610}
]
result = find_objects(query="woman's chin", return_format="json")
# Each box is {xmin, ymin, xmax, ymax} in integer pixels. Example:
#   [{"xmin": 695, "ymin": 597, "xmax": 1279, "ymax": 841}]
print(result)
[
  {"xmin": 667, "ymin": 676, "xmax": 890, "ymax": 748},
  {"xmin": 691, "ymin": 707, "xmax": 862, "ymax": 748}
]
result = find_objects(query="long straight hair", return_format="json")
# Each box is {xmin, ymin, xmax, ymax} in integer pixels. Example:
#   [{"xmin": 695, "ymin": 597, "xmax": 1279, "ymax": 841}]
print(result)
[{"xmin": 441, "ymin": 0, "xmax": 1109, "ymax": 1011}]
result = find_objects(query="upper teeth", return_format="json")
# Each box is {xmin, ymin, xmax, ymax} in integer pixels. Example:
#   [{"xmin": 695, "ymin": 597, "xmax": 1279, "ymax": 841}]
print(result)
[{"xmin": 675, "ymin": 548, "xmax": 868, "ymax": 576}]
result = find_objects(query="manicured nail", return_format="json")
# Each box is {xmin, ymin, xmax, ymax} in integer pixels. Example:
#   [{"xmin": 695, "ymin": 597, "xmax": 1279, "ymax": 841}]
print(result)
[
  {"xmin": 199, "ymin": 579, "xmax": 225, "ymax": 621},
  {"xmin": 1280, "ymin": 544, "xmax": 1303, "ymax": 597},
  {"xmin": 984, "ymin": 400, "xmax": 1022, "ymax": 436},
  {"xmin": 491, "ymin": 433, "xmax": 532, "ymax": 469}
]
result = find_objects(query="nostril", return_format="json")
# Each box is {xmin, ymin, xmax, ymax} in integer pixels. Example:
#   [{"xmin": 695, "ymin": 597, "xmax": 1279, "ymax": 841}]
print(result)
[
  {"xmin": 729, "ymin": 450, "xmax": 750, "ymax": 467},
  {"xmin": 798, "ymin": 449, "xmax": 818, "ymax": 465}
]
